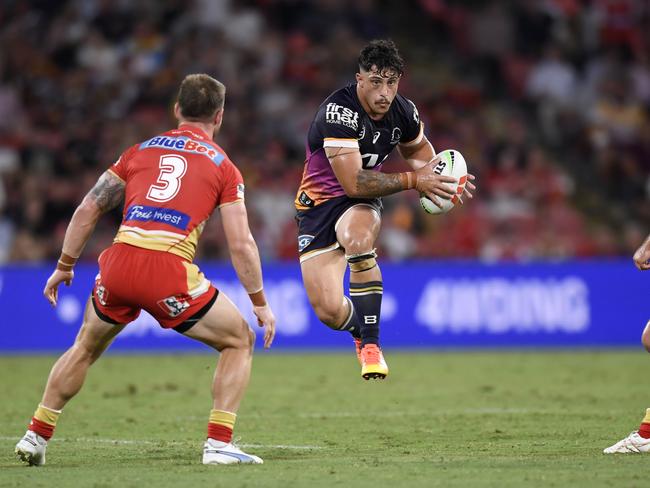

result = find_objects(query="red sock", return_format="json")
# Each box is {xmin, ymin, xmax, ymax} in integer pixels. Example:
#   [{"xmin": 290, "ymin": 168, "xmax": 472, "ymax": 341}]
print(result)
[
  {"xmin": 29, "ymin": 418, "xmax": 55, "ymax": 441},
  {"xmin": 207, "ymin": 423, "xmax": 233, "ymax": 443},
  {"xmin": 638, "ymin": 423, "xmax": 650, "ymax": 439}
]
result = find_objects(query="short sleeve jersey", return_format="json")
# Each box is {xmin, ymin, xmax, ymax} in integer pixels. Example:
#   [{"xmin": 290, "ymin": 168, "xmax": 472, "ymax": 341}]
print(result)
[
  {"xmin": 108, "ymin": 126, "xmax": 244, "ymax": 262},
  {"xmin": 295, "ymin": 83, "xmax": 423, "ymax": 210}
]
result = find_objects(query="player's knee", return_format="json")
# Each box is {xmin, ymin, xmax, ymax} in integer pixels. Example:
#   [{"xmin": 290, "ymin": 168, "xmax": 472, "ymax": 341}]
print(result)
[
  {"xmin": 343, "ymin": 234, "xmax": 375, "ymax": 256},
  {"xmin": 227, "ymin": 320, "xmax": 255, "ymax": 352},
  {"xmin": 204, "ymin": 319, "xmax": 254, "ymax": 353},
  {"xmin": 345, "ymin": 248, "xmax": 378, "ymax": 274}
]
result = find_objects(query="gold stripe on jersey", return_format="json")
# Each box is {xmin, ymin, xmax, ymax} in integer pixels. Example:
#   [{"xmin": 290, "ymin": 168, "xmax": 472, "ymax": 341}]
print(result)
[
  {"xmin": 114, "ymin": 221, "xmax": 206, "ymax": 262},
  {"xmin": 106, "ymin": 168, "xmax": 126, "ymax": 183},
  {"xmin": 323, "ymin": 138, "xmax": 359, "ymax": 149},
  {"xmin": 218, "ymin": 198, "xmax": 244, "ymax": 209},
  {"xmin": 116, "ymin": 225, "xmax": 186, "ymax": 243},
  {"xmin": 114, "ymin": 231, "xmax": 186, "ymax": 259},
  {"xmin": 119, "ymin": 225, "xmax": 187, "ymax": 239},
  {"xmin": 170, "ymin": 222, "xmax": 205, "ymax": 261}
]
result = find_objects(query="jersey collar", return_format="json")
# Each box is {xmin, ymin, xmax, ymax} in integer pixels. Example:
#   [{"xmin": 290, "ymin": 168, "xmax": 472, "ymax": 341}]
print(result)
[{"xmin": 175, "ymin": 124, "xmax": 212, "ymax": 141}]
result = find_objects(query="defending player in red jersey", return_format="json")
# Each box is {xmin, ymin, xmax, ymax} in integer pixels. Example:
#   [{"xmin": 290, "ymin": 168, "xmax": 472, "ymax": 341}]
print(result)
[
  {"xmin": 14, "ymin": 74, "xmax": 276, "ymax": 466},
  {"xmin": 295, "ymin": 40, "xmax": 475, "ymax": 380},
  {"xmin": 604, "ymin": 233, "xmax": 650, "ymax": 454}
]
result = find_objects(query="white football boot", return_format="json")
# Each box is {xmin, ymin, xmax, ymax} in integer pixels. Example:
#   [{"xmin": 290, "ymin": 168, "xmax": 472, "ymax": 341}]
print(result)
[
  {"xmin": 15, "ymin": 430, "xmax": 48, "ymax": 466},
  {"xmin": 202, "ymin": 438, "xmax": 263, "ymax": 465},
  {"xmin": 603, "ymin": 431, "xmax": 650, "ymax": 454}
]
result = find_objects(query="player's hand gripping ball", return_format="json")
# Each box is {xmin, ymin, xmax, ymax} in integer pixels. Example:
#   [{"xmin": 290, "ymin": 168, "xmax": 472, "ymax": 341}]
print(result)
[{"xmin": 420, "ymin": 149, "xmax": 468, "ymax": 215}]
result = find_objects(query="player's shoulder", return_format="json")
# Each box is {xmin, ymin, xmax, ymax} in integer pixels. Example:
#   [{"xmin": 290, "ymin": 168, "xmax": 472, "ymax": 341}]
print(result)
[
  {"xmin": 119, "ymin": 142, "xmax": 141, "ymax": 160},
  {"xmin": 110, "ymin": 142, "xmax": 140, "ymax": 177},
  {"xmin": 321, "ymin": 84, "xmax": 359, "ymax": 109},
  {"xmin": 391, "ymin": 92, "xmax": 421, "ymax": 126},
  {"xmin": 206, "ymin": 139, "xmax": 230, "ymax": 163},
  {"xmin": 208, "ymin": 142, "xmax": 241, "ymax": 177}
]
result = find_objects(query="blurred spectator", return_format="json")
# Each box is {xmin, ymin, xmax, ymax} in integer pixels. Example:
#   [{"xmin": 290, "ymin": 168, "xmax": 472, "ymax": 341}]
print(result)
[{"xmin": 526, "ymin": 44, "xmax": 578, "ymax": 144}]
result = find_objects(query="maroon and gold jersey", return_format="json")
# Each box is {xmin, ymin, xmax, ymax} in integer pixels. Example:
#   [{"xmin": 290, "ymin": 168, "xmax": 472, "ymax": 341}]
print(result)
[
  {"xmin": 108, "ymin": 125, "xmax": 244, "ymax": 262},
  {"xmin": 295, "ymin": 83, "xmax": 423, "ymax": 210}
]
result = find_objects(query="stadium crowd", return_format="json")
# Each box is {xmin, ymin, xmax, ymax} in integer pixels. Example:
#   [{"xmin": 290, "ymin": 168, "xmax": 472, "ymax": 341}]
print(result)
[{"xmin": 0, "ymin": 0, "xmax": 648, "ymax": 263}]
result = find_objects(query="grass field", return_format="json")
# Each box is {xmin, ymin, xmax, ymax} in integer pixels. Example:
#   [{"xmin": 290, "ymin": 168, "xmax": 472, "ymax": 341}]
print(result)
[{"xmin": 1, "ymin": 350, "xmax": 648, "ymax": 487}]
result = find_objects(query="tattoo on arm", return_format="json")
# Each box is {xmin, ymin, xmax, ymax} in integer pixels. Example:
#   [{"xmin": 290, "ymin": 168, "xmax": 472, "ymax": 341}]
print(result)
[
  {"xmin": 87, "ymin": 172, "xmax": 125, "ymax": 212},
  {"xmin": 355, "ymin": 170, "xmax": 404, "ymax": 198}
]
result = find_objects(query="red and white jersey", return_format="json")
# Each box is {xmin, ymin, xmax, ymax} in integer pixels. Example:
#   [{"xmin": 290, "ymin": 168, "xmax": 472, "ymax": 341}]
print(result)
[{"xmin": 108, "ymin": 125, "xmax": 244, "ymax": 262}]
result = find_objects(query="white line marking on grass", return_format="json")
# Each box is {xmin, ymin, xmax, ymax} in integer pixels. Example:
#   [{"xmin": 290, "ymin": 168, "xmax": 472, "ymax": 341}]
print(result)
[
  {"xmin": 294, "ymin": 408, "xmax": 556, "ymax": 418},
  {"xmin": 178, "ymin": 407, "xmax": 567, "ymax": 421},
  {"xmin": 0, "ymin": 436, "xmax": 322, "ymax": 450},
  {"xmin": 239, "ymin": 443, "xmax": 323, "ymax": 450}
]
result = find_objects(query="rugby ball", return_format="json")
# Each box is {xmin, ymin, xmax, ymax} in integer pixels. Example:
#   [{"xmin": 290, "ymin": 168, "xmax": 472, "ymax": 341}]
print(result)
[{"xmin": 419, "ymin": 149, "xmax": 468, "ymax": 215}]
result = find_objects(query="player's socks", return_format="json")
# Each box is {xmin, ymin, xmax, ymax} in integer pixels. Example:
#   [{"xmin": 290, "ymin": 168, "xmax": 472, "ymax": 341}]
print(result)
[
  {"xmin": 638, "ymin": 408, "xmax": 650, "ymax": 438},
  {"xmin": 208, "ymin": 409, "xmax": 236, "ymax": 443},
  {"xmin": 349, "ymin": 280, "xmax": 383, "ymax": 348},
  {"xmin": 338, "ymin": 296, "xmax": 361, "ymax": 339},
  {"xmin": 28, "ymin": 404, "xmax": 61, "ymax": 441}
]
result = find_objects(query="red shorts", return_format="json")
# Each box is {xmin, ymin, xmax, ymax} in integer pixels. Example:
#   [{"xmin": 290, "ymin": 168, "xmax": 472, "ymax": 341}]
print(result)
[{"xmin": 92, "ymin": 243, "xmax": 218, "ymax": 331}]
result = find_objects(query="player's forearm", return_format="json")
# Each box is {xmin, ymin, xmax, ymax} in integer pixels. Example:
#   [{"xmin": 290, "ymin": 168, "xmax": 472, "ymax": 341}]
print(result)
[
  {"xmin": 354, "ymin": 170, "xmax": 410, "ymax": 198},
  {"xmin": 57, "ymin": 201, "xmax": 102, "ymax": 268},
  {"xmin": 229, "ymin": 237, "xmax": 264, "ymax": 295},
  {"xmin": 403, "ymin": 141, "xmax": 435, "ymax": 171}
]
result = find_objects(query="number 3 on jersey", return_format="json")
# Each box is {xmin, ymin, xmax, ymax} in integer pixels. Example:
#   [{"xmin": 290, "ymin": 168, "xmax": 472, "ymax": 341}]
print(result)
[{"xmin": 147, "ymin": 154, "xmax": 187, "ymax": 202}]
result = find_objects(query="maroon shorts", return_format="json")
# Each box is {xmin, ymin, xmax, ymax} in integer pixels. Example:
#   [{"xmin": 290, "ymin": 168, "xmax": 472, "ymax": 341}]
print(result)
[{"xmin": 92, "ymin": 243, "xmax": 218, "ymax": 331}]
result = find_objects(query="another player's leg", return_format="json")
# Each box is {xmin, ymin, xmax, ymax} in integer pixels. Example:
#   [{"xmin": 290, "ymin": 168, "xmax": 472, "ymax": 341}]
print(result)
[
  {"xmin": 603, "ymin": 320, "xmax": 650, "ymax": 454},
  {"xmin": 336, "ymin": 205, "xmax": 387, "ymax": 380},
  {"xmin": 181, "ymin": 291, "xmax": 262, "ymax": 465},
  {"xmin": 15, "ymin": 299, "xmax": 126, "ymax": 466},
  {"xmin": 300, "ymin": 249, "xmax": 363, "ymax": 356},
  {"xmin": 604, "ymin": 408, "xmax": 650, "ymax": 453},
  {"xmin": 641, "ymin": 319, "xmax": 650, "ymax": 353}
]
